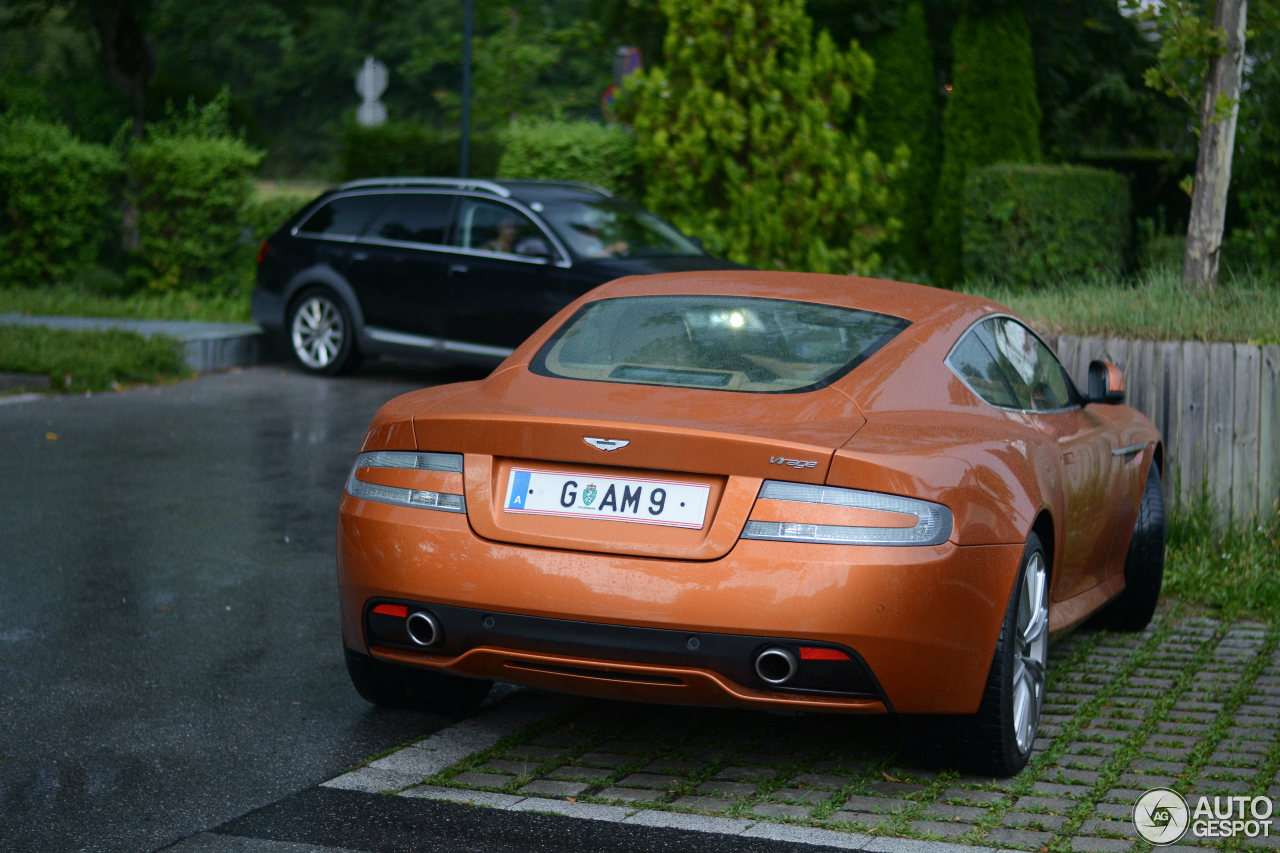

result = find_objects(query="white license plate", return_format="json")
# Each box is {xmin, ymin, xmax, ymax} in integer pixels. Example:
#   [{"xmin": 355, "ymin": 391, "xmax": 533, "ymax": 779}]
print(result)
[{"xmin": 503, "ymin": 467, "xmax": 710, "ymax": 529}]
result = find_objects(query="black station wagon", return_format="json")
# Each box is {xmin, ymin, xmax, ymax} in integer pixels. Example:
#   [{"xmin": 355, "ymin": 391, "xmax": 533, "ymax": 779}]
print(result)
[{"xmin": 251, "ymin": 177, "xmax": 738, "ymax": 373}]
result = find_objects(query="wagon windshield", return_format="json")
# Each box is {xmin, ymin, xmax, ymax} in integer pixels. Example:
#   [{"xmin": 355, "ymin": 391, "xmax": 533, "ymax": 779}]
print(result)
[
  {"xmin": 531, "ymin": 295, "xmax": 909, "ymax": 393},
  {"xmin": 538, "ymin": 200, "xmax": 705, "ymax": 260}
]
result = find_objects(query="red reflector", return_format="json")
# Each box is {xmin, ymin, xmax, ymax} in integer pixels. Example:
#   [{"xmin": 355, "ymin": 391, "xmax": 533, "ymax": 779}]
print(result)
[
  {"xmin": 372, "ymin": 604, "xmax": 408, "ymax": 619},
  {"xmin": 799, "ymin": 647, "xmax": 850, "ymax": 661},
  {"xmin": 256, "ymin": 240, "xmax": 270, "ymax": 265}
]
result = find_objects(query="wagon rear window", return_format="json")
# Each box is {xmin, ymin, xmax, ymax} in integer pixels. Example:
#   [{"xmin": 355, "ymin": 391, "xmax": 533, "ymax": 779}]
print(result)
[{"xmin": 532, "ymin": 295, "xmax": 908, "ymax": 393}]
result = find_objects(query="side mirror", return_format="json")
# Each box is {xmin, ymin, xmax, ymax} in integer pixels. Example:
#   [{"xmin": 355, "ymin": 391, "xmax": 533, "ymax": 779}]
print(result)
[
  {"xmin": 1087, "ymin": 359, "xmax": 1125, "ymax": 404},
  {"xmin": 514, "ymin": 237, "xmax": 553, "ymax": 259}
]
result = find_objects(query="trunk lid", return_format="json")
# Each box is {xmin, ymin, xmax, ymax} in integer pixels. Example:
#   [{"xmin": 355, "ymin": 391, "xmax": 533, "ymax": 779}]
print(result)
[{"xmin": 412, "ymin": 371, "xmax": 865, "ymax": 559}]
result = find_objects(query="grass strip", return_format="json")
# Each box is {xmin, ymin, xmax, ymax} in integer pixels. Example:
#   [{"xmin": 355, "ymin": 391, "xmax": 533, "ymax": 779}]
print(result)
[
  {"xmin": 1, "ymin": 283, "xmax": 249, "ymax": 323},
  {"xmin": 1166, "ymin": 499, "xmax": 1280, "ymax": 619},
  {"xmin": 964, "ymin": 267, "xmax": 1280, "ymax": 346},
  {"xmin": 0, "ymin": 325, "xmax": 189, "ymax": 393}
]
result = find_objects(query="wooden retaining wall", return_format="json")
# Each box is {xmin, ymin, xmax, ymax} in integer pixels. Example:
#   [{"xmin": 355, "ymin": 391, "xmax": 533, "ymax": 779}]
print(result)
[{"xmin": 1046, "ymin": 334, "xmax": 1280, "ymax": 525}]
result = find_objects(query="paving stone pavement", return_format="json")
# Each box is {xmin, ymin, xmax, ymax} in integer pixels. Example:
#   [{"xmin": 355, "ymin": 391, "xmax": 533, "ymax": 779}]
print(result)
[{"xmin": 328, "ymin": 610, "xmax": 1280, "ymax": 851}]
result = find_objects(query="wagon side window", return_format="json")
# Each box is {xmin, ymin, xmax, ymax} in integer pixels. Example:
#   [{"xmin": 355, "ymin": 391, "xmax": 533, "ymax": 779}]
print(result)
[{"xmin": 364, "ymin": 192, "xmax": 454, "ymax": 246}]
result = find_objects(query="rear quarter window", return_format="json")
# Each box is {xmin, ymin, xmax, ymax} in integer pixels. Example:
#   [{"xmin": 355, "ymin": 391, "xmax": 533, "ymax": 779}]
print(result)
[
  {"xmin": 947, "ymin": 316, "xmax": 1080, "ymax": 412},
  {"xmin": 297, "ymin": 195, "xmax": 387, "ymax": 238}
]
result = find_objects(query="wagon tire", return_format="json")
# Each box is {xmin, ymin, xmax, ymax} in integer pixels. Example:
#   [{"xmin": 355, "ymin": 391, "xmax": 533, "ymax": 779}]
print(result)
[
  {"xmin": 954, "ymin": 533, "xmax": 1049, "ymax": 776},
  {"xmin": 1099, "ymin": 463, "xmax": 1165, "ymax": 631},
  {"xmin": 345, "ymin": 648, "xmax": 492, "ymax": 716},
  {"xmin": 288, "ymin": 288, "xmax": 361, "ymax": 374}
]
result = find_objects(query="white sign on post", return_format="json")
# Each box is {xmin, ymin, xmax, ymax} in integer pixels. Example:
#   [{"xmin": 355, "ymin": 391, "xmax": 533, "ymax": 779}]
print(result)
[{"xmin": 355, "ymin": 56, "xmax": 389, "ymax": 126}]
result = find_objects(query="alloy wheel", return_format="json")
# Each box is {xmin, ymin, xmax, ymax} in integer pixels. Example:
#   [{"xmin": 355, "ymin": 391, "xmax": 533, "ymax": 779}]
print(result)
[
  {"xmin": 1012, "ymin": 548, "xmax": 1049, "ymax": 754},
  {"xmin": 291, "ymin": 294, "xmax": 346, "ymax": 370}
]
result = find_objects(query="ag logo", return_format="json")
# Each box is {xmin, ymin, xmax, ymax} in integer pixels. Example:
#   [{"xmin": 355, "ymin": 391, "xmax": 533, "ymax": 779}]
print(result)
[
  {"xmin": 582, "ymin": 484, "xmax": 598, "ymax": 507},
  {"xmin": 1134, "ymin": 788, "xmax": 1189, "ymax": 845}
]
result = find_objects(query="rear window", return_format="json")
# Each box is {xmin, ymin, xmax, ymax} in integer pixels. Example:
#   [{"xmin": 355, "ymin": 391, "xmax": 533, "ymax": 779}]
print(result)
[{"xmin": 531, "ymin": 295, "xmax": 908, "ymax": 393}]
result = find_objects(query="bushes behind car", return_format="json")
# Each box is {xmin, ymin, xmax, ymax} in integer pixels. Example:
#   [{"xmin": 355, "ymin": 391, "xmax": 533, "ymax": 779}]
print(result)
[
  {"xmin": 962, "ymin": 163, "xmax": 1131, "ymax": 288},
  {"xmin": 0, "ymin": 117, "xmax": 123, "ymax": 288},
  {"xmin": 497, "ymin": 118, "xmax": 640, "ymax": 197},
  {"xmin": 1, "ymin": 95, "xmax": 271, "ymax": 298},
  {"xmin": 128, "ymin": 131, "xmax": 263, "ymax": 293},
  {"xmin": 339, "ymin": 121, "xmax": 504, "ymax": 181}
]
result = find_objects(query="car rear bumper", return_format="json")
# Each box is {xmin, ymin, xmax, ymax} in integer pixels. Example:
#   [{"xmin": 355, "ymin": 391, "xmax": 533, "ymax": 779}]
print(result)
[
  {"xmin": 250, "ymin": 286, "xmax": 285, "ymax": 335},
  {"xmin": 337, "ymin": 496, "xmax": 1024, "ymax": 715}
]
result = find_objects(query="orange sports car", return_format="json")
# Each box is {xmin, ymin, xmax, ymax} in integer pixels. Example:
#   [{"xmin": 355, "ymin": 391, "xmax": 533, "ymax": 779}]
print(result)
[{"xmin": 337, "ymin": 271, "xmax": 1164, "ymax": 775}]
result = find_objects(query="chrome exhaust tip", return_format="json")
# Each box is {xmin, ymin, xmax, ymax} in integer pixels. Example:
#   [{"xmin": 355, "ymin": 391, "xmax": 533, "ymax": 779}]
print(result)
[
  {"xmin": 406, "ymin": 610, "xmax": 443, "ymax": 647},
  {"xmin": 754, "ymin": 646, "xmax": 798, "ymax": 685}
]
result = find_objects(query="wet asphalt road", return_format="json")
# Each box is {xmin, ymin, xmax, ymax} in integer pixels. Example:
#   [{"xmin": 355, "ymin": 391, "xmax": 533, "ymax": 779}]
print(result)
[{"xmin": 0, "ymin": 364, "xmax": 481, "ymax": 852}]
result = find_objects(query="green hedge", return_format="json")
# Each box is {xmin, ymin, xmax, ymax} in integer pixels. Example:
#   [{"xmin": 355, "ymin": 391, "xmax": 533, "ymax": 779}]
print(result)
[
  {"xmin": 0, "ymin": 117, "xmax": 123, "ymax": 287},
  {"xmin": 962, "ymin": 164, "xmax": 1131, "ymax": 287},
  {"xmin": 339, "ymin": 121, "xmax": 503, "ymax": 180},
  {"xmin": 128, "ymin": 133, "xmax": 263, "ymax": 292},
  {"xmin": 241, "ymin": 193, "xmax": 308, "ymax": 243},
  {"xmin": 497, "ymin": 119, "xmax": 639, "ymax": 197}
]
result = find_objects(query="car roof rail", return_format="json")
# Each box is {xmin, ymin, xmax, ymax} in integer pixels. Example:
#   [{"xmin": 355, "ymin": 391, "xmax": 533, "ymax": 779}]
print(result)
[
  {"xmin": 499, "ymin": 179, "xmax": 613, "ymax": 198},
  {"xmin": 336, "ymin": 177, "xmax": 512, "ymax": 198}
]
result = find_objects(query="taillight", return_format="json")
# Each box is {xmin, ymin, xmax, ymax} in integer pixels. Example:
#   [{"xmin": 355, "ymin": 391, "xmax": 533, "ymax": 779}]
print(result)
[
  {"xmin": 741, "ymin": 480, "xmax": 953, "ymax": 546},
  {"xmin": 345, "ymin": 451, "xmax": 466, "ymax": 513},
  {"xmin": 256, "ymin": 240, "xmax": 270, "ymax": 264}
]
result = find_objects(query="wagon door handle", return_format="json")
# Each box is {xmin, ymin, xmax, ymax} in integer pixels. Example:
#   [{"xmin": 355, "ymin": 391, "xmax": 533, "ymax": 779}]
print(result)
[{"xmin": 449, "ymin": 264, "xmax": 469, "ymax": 275}]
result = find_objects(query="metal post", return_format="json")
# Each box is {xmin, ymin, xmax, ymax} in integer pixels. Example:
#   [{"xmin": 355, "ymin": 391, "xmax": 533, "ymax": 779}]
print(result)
[{"xmin": 460, "ymin": 0, "xmax": 473, "ymax": 178}]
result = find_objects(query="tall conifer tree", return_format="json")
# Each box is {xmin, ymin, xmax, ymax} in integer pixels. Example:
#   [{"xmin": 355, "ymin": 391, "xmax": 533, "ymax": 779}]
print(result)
[
  {"xmin": 932, "ymin": 1, "xmax": 1041, "ymax": 283},
  {"xmin": 863, "ymin": 1, "xmax": 939, "ymax": 277},
  {"xmin": 624, "ymin": 0, "xmax": 900, "ymax": 274}
]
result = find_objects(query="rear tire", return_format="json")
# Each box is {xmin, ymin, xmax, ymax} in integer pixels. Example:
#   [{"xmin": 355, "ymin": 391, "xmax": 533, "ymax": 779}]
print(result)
[
  {"xmin": 288, "ymin": 288, "xmax": 360, "ymax": 374},
  {"xmin": 1100, "ymin": 463, "xmax": 1165, "ymax": 631},
  {"xmin": 956, "ymin": 533, "xmax": 1049, "ymax": 776},
  {"xmin": 345, "ymin": 649, "xmax": 492, "ymax": 716}
]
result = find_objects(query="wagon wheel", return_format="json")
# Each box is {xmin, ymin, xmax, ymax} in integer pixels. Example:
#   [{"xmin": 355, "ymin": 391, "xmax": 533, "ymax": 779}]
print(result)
[{"xmin": 288, "ymin": 288, "xmax": 361, "ymax": 374}]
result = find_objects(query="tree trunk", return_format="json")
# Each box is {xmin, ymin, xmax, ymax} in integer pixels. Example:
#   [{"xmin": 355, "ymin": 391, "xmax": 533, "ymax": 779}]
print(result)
[
  {"xmin": 93, "ymin": 1, "xmax": 154, "ymax": 253},
  {"xmin": 1183, "ymin": 0, "xmax": 1248, "ymax": 292}
]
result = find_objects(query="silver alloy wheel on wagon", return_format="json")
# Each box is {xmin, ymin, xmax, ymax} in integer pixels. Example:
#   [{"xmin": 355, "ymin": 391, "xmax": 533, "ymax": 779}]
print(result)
[
  {"xmin": 289, "ymin": 290, "xmax": 352, "ymax": 373},
  {"xmin": 1012, "ymin": 547, "xmax": 1049, "ymax": 754}
]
